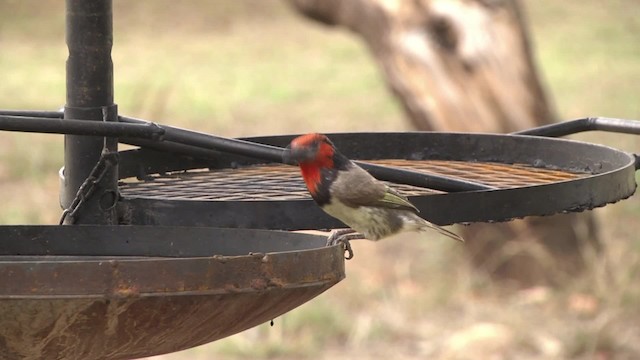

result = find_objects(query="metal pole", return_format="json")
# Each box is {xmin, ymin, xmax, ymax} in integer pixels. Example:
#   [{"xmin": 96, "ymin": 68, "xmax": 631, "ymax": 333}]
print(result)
[
  {"xmin": 512, "ymin": 117, "xmax": 640, "ymax": 137},
  {"xmin": 62, "ymin": 0, "xmax": 118, "ymax": 224}
]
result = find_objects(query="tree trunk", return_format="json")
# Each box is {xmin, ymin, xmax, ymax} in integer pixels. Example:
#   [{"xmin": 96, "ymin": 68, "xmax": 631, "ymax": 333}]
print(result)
[{"xmin": 288, "ymin": 0, "xmax": 600, "ymax": 287}]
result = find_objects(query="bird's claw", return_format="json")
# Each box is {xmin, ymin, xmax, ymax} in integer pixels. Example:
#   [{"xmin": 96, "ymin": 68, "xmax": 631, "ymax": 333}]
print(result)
[
  {"xmin": 326, "ymin": 229, "xmax": 362, "ymax": 260},
  {"xmin": 326, "ymin": 237, "xmax": 354, "ymax": 260},
  {"xmin": 340, "ymin": 239, "xmax": 354, "ymax": 260},
  {"xmin": 326, "ymin": 229, "xmax": 348, "ymax": 246}
]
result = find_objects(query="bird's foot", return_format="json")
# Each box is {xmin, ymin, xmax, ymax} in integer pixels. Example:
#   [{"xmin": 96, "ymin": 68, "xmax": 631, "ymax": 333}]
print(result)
[
  {"xmin": 326, "ymin": 229, "xmax": 357, "ymax": 246},
  {"xmin": 326, "ymin": 229, "xmax": 364, "ymax": 260}
]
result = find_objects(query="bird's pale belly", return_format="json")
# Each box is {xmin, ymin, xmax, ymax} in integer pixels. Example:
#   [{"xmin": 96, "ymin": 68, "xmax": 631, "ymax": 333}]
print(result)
[{"xmin": 321, "ymin": 200, "xmax": 406, "ymax": 241}]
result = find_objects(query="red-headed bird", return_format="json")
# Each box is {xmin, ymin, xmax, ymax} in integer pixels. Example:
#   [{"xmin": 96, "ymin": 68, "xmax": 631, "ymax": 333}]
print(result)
[{"xmin": 284, "ymin": 133, "xmax": 463, "ymax": 258}]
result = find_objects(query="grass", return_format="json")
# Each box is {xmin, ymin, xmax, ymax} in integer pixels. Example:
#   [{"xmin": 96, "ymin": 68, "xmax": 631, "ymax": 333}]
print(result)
[
  {"xmin": 0, "ymin": 0, "xmax": 639, "ymax": 359},
  {"xmin": 525, "ymin": 0, "xmax": 640, "ymax": 120}
]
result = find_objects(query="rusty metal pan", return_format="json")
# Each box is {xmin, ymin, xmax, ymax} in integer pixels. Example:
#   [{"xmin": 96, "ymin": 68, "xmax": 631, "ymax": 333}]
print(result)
[{"xmin": 0, "ymin": 226, "xmax": 344, "ymax": 359}]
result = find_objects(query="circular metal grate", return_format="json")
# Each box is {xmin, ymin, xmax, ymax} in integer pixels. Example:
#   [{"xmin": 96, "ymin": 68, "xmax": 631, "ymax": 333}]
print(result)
[
  {"xmin": 119, "ymin": 159, "xmax": 590, "ymax": 201},
  {"xmin": 115, "ymin": 132, "xmax": 636, "ymax": 228}
]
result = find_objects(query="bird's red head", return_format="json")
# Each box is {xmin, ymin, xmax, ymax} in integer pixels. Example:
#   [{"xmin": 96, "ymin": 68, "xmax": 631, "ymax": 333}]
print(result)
[{"xmin": 285, "ymin": 133, "xmax": 337, "ymax": 195}]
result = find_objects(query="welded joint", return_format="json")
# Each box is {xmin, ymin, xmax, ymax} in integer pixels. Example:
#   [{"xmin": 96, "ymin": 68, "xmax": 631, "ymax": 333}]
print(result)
[{"xmin": 146, "ymin": 122, "xmax": 165, "ymax": 141}]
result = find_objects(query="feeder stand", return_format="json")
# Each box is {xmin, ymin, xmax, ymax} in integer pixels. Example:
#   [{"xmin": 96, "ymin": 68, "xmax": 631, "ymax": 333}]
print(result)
[
  {"xmin": 0, "ymin": 2, "xmax": 347, "ymax": 359},
  {"xmin": 0, "ymin": 1, "xmax": 638, "ymax": 359},
  {"xmin": 62, "ymin": 0, "xmax": 118, "ymax": 225}
]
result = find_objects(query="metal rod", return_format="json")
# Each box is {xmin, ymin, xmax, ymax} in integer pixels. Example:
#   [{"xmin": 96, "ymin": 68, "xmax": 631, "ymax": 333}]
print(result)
[
  {"xmin": 512, "ymin": 117, "xmax": 640, "ymax": 137},
  {"xmin": 121, "ymin": 137, "xmax": 227, "ymax": 160},
  {"xmin": 6, "ymin": 112, "xmax": 640, "ymax": 139},
  {"xmin": 0, "ymin": 115, "xmax": 163, "ymax": 139},
  {"xmin": 63, "ymin": 0, "xmax": 118, "ymax": 224},
  {"xmin": 354, "ymin": 162, "xmax": 493, "ymax": 192},
  {"xmin": 122, "ymin": 136, "xmax": 493, "ymax": 192},
  {"xmin": 0, "ymin": 110, "xmax": 492, "ymax": 192},
  {"xmin": 120, "ymin": 116, "xmax": 289, "ymax": 162},
  {"xmin": 0, "ymin": 110, "xmax": 64, "ymax": 118},
  {"xmin": 120, "ymin": 117, "xmax": 494, "ymax": 192}
]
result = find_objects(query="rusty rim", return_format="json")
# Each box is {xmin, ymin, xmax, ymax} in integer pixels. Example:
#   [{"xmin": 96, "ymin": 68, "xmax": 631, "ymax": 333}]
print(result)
[{"xmin": 0, "ymin": 226, "xmax": 345, "ymax": 298}]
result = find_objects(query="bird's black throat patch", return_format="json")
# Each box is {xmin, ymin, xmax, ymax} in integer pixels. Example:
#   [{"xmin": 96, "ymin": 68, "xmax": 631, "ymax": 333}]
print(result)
[
  {"xmin": 312, "ymin": 167, "xmax": 337, "ymax": 206},
  {"xmin": 331, "ymin": 151, "xmax": 350, "ymax": 171},
  {"xmin": 310, "ymin": 151, "xmax": 350, "ymax": 207}
]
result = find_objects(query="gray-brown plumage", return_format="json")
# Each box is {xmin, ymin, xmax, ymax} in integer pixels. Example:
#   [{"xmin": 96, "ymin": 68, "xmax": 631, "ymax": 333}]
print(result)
[{"xmin": 284, "ymin": 133, "xmax": 463, "ymax": 248}]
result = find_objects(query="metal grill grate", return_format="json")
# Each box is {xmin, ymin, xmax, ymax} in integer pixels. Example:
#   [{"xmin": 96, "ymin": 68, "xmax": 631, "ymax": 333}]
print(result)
[{"xmin": 119, "ymin": 159, "xmax": 590, "ymax": 201}]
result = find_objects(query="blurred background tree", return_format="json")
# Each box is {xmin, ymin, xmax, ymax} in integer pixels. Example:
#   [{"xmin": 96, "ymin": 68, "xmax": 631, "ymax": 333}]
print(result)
[
  {"xmin": 288, "ymin": 0, "xmax": 601, "ymax": 288},
  {"xmin": 0, "ymin": 0, "xmax": 638, "ymax": 359}
]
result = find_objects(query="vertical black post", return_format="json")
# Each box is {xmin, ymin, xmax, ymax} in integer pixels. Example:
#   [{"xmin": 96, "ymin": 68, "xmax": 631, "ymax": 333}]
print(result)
[{"xmin": 62, "ymin": 0, "xmax": 118, "ymax": 224}]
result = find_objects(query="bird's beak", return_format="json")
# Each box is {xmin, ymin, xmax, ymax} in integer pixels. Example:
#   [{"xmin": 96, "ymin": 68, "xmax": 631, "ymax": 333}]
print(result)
[{"xmin": 282, "ymin": 144, "xmax": 317, "ymax": 165}]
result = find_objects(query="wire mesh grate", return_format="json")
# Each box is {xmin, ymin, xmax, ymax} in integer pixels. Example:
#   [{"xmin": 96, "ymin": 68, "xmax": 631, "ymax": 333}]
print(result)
[{"xmin": 119, "ymin": 159, "xmax": 590, "ymax": 201}]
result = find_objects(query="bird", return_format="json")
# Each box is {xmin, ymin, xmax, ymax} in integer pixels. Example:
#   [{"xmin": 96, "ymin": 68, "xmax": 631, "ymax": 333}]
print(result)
[{"xmin": 283, "ymin": 133, "xmax": 463, "ymax": 258}]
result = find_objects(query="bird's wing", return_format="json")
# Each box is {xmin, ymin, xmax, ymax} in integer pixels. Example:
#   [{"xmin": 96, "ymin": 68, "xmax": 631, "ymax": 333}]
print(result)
[
  {"xmin": 332, "ymin": 165, "xmax": 419, "ymax": 213},
  {"xmin": 377, "ymin": 186, "xmax": 420, "ymax": 213}
]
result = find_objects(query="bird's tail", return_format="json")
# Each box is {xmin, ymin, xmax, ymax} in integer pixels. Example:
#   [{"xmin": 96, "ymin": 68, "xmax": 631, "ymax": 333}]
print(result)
[{"xmin": 420, "ymin": 220, "xmax": 464, "ymax": 242}]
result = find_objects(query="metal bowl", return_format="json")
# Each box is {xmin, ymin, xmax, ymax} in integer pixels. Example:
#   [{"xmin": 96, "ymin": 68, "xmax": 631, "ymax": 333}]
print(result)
[{"xmin": 0, "ymin": 226, "xmax": 344, "ymax": 359}]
